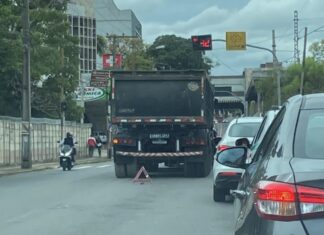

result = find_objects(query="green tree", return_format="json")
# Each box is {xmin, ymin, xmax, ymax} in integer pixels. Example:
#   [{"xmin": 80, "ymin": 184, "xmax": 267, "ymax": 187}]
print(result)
[
  {"xmin": 147, "ymin": 35, "xmax": 213, "ymax": 71},
  {"xmin": 120, "ymin": 38, "xmax": 154, "ymax": 70},
  {"xmin": 309, "ymin": 39, "xmax": 324, "ymax": 61},
  {"xmin": 97, "ymin": 34, "xmax": 108, "ymax": 56},
  {"xmin": 102, "ymin": 36, "xmax": 153, "ymax": 70},
  {"xmin": 0, "ymin": 0, "xmax": 82, "ymax": 121}
]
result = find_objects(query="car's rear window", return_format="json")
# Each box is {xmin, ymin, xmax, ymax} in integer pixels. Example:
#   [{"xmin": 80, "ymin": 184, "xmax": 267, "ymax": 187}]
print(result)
[
  {"xmin": 294, "ymin": 110, "xmax": 324, "ymax": 159},
  {"xmin": 228, "ymin": 122, "xmax": 261, "ymax": 137}
]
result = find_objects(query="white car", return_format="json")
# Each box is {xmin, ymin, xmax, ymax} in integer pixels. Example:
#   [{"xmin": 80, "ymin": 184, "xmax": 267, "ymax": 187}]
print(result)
[{"xmin": 213, "ymin": 116, "xmax": 263, "ymax": 202}]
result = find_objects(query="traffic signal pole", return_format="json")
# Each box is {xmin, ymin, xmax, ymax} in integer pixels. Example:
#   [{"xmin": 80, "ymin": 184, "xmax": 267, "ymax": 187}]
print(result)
[{"xmin": 212, "ymin": 36, "xmax": 282, "ymax": 106}]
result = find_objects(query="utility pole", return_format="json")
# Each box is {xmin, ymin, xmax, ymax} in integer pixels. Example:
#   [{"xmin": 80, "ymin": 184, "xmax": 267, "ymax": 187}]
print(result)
[
  {"xmin": 300, "ymin": 27, "xmax": 308, "ymax": 95},
  {"xmin": 21, "ymin": 0, "xmax": 32, "ymax": 169},
  {"xmin": 213, "ymin": 36, "xmax": 282, "ymax": 106},
  {"xmin": 60, "ymin": 48, "xmax": 66, "ymax": 139},
  {"xmin": 272, "ymin": 30, "xmax": 281, "ymax": 106},
  {"xmin": 294, "ymin": 10, "xmax": 300, "ymax": 64}
]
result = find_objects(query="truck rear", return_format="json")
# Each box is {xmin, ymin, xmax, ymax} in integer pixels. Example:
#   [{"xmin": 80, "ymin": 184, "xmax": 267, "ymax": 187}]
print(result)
[{"xmin": 110, "ymin": 70, "xmax": 215, "ymax": 178}]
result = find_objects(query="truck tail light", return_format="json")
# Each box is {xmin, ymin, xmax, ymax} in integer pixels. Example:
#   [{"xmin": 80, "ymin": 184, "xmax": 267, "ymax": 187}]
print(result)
[
  {"xmin": 255, "ymin": 181, "xmax": 324, "ymax": 221},
  {"xmin": 112, "ymin": 138, "xmax": 135, "ymax": 145},
  {"xmin": 112, "ymin": 138, "xmax": 119, "ymax": 144},
  {"xmin": 217, "ymin": 145, "xmax": 229, "ymax": 151}
]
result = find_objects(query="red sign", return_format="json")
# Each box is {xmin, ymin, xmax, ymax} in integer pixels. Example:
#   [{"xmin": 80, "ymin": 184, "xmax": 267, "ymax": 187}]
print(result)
[{"xmin": 103, "ymin": 54, "xmax": 122, "ymax": 69}]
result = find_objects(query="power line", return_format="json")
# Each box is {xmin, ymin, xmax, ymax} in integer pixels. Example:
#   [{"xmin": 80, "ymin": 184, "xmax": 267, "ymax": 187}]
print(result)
[{"xmin": 213, "ymin": 56, "xmax": 240, "ymax": 74}]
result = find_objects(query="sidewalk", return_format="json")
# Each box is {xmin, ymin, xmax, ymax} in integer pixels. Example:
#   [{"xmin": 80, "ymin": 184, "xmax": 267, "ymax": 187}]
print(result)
[{"xmin": 0, "ymin": 156, "xmax": 111, "ymax": 177}]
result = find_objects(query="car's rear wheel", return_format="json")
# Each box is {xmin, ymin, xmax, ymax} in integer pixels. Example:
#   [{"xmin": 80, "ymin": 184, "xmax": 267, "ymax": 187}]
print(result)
[{"xmin": 213, "ymin": 185, "xmax": 226, "ymax": 202}]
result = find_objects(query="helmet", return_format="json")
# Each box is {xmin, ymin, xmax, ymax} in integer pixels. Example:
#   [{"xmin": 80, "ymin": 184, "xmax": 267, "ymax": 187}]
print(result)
[{"xmin": 66, "ymin": 132, "xmax": 72, "ymax": 138}]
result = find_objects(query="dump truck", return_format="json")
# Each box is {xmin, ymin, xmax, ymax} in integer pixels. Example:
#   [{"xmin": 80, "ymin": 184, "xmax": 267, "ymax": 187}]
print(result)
[{"xmin": 110, "ymin": 70, "xmax": 216, "ymax": 178}]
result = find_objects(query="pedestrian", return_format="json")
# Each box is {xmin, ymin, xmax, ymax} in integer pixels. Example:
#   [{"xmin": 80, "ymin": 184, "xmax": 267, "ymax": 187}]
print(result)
[
  {"xmin": 87, "ymin": 134, "xmax": 97, "ymax": 157},
  {"xmin": 95, "ymin": 134, "xmax": 102, "ymax": 157}
]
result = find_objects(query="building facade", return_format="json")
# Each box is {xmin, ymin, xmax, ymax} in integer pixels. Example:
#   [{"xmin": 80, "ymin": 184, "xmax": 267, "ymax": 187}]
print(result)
[
  {"xmin": 95, "ymin": 0, "xmax": 142, "ymax": 38},
  {"xmin": 210, "ymin": 75, "xmax": 246, "ymax": 115},
  {"xmin": 67, "ymin": 1, "xmax": 97, "ymax": 74}
]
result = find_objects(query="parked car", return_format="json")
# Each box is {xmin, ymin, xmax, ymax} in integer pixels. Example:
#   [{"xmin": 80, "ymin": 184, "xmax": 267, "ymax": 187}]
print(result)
[
  {"xmin": 217, "ymin": 93, "xmax": 324, "ymax": 235},
  {"xmin": 93, "ymin": 131, "xmax": 107, "ymax": 144},
  {"xmin": 213, "ymin": 116, "xmax": 263, "ymax": 201}
]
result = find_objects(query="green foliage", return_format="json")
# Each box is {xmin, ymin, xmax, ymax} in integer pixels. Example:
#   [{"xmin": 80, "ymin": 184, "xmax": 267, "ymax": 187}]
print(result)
[
  {"xmin": 255, "ymin": 40, "xmax": 324, "ymax": 111},
  {"xmin": 0, "ymin": 0, "xmax": 81, "ymax": 121},
  {"xmin": 97, "ymin": 34, "xmax": 108, "ymax": 56},
  {"xmin": 254, "ymin": 76, "xmax": 277, "ymax": 111},
  {"xmin": 147, "ymin": 35, "xmax": 213, "ymax": 71},
  {"xmin": 120, "ymin": 38, "xmax": 154, "ymax": 70},
  {"xmin": 309, "ymin": 39, "xmax": 324, "ymax": 61}
]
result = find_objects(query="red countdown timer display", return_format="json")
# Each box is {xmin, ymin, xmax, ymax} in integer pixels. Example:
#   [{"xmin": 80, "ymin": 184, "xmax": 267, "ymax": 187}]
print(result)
[{"xmin": 191, "ymin": 35, "xmax": 212, "ymax": 50}]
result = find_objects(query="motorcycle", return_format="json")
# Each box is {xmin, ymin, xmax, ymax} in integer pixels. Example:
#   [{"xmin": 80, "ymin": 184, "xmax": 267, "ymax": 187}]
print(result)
[{"xmin": 59, "ymin": 144, "xmax": 77, "ymax": 171}]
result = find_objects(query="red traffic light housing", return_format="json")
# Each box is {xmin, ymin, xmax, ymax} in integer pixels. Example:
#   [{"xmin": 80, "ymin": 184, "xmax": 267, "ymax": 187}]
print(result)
[{"xmin": 191, "ymin": 35, "xmax": 212, "ymax": 50}]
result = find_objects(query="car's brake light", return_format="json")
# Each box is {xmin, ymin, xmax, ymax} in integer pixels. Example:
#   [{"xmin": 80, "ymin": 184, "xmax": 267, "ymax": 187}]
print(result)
[
  {"xmin": 255, "ymin": 181, "xmax": 324, "ymax": 221},
  {"xmin": 217, "ymin": 145, "xmax": 229, "ymax": 151}
]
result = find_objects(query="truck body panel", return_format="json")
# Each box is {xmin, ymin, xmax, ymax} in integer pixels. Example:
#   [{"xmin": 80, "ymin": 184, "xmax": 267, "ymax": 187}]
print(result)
[{"xmin": 110, "ymin": 70, "xmax": 215, "ymax": 178}]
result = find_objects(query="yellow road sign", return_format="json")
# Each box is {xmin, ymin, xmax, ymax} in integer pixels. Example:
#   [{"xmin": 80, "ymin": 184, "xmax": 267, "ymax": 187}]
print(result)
[{"xmin": 226, "ymin": 32, "xmax": 246, "ymax": 50}]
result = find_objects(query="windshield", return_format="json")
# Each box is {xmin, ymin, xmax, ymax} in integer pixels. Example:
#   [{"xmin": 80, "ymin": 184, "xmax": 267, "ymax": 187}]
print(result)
[
  {"xmin": 228, "ymin": 122, "xmax": 261, "ymax": 137},
  {"xmin": 61, "ymin": 145, "xmax": 72, "ymax": 153}
]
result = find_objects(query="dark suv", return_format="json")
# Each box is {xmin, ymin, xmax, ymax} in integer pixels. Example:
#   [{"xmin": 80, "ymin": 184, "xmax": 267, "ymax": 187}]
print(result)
[{"xmin": 217, "ymin": 93, "xmax": 324, "ymax": 235}]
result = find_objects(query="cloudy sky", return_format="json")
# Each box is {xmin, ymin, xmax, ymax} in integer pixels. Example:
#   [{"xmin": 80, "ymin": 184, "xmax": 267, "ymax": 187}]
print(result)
[{"xmin": 114, "ymin": 0, "xmax": 324, "ymax": 75}]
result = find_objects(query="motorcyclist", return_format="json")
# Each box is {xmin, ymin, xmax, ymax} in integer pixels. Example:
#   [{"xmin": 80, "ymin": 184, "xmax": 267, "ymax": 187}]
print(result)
[{"xmin": 63, "ymin": 132, "xmax": 76, "ymax": 164}]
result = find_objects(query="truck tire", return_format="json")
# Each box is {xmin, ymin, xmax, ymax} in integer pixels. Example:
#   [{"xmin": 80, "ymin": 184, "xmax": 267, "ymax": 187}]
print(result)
[
  {"xmin": 213, "ymin": 185, "xmax": 226, "ymax": 202},
  {"xmin": 115, "ymin": 163, "xmax": 127, "ymax": 178},
  {"xmin": 126, "ymin": 161, "xmax": 138, "ymax": 178},
  {"xmin": 202, "ymin": 161, "xmax": 212, "ymax": 177},
  {"xmin": 184, "ymin": 162, "xmax": 197, "ymax": 177}
]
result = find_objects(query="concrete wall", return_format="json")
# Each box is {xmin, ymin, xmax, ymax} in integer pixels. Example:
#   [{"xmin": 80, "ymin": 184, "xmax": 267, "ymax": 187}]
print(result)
[{"xmin": 0, "ymin": 117, "xmax": 92, "ymax": 166}]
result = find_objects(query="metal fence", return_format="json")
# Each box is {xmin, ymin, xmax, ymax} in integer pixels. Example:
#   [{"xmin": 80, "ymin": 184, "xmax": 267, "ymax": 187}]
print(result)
[{"xmin": 0, "ymin": 116, "xmax": 92, "ymax": 166}]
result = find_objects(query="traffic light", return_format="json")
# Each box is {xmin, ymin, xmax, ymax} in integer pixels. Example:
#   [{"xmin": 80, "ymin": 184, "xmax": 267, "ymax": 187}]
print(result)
[{"xmin": 191, "ymin": 35, "xmax": 212, "ymax": 50}]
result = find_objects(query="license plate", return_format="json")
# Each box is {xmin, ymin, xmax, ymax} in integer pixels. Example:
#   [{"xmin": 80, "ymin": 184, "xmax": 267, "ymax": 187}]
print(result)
[{"xmin": 62, "ymin": 159, "xmax": 66, "ymax": 161}]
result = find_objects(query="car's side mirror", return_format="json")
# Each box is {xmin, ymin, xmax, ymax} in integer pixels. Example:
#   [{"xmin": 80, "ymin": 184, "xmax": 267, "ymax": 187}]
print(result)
[{"xmin": 216, "ymin": 147, "xmax": 247, "ymax": 169}]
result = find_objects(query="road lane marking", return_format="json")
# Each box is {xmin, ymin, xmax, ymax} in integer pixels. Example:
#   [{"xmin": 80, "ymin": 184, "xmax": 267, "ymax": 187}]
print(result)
[
  {"xmin": 74, "ymin": 166, "xmax": 92, "ymax": 170},
  {"xmin": 97, "ymin": 164, "xmax": 112, "ymax": 168}
]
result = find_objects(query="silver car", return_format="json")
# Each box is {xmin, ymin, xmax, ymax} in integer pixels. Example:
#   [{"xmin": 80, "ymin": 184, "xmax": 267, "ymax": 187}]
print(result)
[{"xmin": 213, "ymin": 116, "xmax": 263, "ymax": 202}]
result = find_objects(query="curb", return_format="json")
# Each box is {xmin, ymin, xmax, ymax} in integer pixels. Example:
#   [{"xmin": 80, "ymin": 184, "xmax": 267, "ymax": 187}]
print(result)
[{"xmin": 0, "ymin": 157, "xmax": 112, "ymax": 177}]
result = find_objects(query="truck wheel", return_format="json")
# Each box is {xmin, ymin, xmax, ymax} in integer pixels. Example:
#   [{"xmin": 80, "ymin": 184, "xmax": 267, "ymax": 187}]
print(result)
[
  {"xmin": 115, "ymin": 163, "xmax": 127, "ymax": 178},
  {"xmin": 184, "ymin": 162, "xmax": 194, "ymax": 177},
  {"xmin": 201, "ymin": 162, "xmax": 212, "ymax": 177},
  {"xmin": 213, "ymin": 185, "xmax": 226, "ymax": 202},
  {"xmin": 126, "ymin": 161, "xmax": 138, "ymax": 178}
]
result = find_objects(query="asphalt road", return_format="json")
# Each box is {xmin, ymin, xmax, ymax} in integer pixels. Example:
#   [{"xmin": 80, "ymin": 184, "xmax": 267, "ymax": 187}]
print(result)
[{"xmin": 0, "ymin": 163, "xmax": 234, "ymax": 235}]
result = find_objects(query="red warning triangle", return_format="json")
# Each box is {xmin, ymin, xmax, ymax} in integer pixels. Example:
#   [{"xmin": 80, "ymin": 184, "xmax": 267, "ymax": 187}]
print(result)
[{"xmin": 133, "ymin": 166, "xmax": 151, "ymax": 184}]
